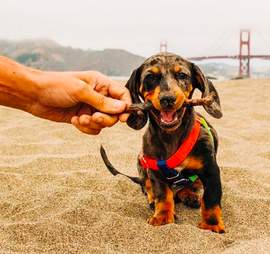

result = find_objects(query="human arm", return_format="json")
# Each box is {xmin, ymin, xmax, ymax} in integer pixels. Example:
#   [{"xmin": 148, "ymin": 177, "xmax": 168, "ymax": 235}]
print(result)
[{"xmin": 0, "ymin": 56, "xmax": 131, "ymax": 134}]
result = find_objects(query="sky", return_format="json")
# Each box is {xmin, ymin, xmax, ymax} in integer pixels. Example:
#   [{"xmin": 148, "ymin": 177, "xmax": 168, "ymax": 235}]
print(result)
[{"xmin": 0, "ymin": 0, "xmax": 270, "ymax": 58}]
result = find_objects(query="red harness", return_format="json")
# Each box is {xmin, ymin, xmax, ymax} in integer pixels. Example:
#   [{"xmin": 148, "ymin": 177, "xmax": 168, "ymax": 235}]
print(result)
[{"xmin": 139, "ymin": 118, "xmax": 201, "ymax": 170}]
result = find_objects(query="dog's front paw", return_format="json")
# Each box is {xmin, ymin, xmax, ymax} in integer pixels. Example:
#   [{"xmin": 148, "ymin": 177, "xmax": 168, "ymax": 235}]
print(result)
[
  {"xmin": 198, "ymin": 221, "xmax": 225, "ymax": 234},
  {"xmin": 147, "ymin": 212, "xmax": 175, "ymax": 226},
  {"xmin": 199, "ymin": 204, "xmax": 225, "ymax": 233}
]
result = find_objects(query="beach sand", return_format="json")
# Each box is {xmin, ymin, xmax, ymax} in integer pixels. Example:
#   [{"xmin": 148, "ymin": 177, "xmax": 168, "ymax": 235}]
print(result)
[{"xmin": 0, "ymin": 79, "xmax": 269, "ymax": 253}]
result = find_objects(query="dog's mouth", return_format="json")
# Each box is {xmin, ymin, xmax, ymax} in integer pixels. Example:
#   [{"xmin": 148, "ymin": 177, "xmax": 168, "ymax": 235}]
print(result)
[
  {"xmin": 151, "ymin": 107, "xmax": 186, "ymax": 130},
  {"xmin": 160, "ymin": 110, "xmax": 178, "ymax": 126}
]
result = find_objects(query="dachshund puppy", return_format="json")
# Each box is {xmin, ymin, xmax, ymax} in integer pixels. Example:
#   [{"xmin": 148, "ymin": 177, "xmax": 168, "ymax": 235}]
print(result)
[{"xmin": 100, "ymin": 53, "xmax": 225, "ymax": 233}]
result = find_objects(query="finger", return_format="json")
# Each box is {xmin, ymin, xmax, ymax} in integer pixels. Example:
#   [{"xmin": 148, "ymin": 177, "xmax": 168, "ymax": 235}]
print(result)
[
  {"xmin": 91, "ymin": 112, "xmax": 119, "ymax": 127},
  {"xmin": 77, "ymin": 114, "xmax": 104, "ymax": 130},
  {"xmin": 112, "ymin": 84, "xmax": 131, "ymax": 123},
  {"xmin": 92, "ymin": 73, "xmax": 131, "ymax": 108},
  {"xmin": 108, "ymin": 82, "xmax": 132, "ymax": 105},
  {"xmin": 78, "ymin": 114, "xmax": 91, "ymax": 125},
  {"xmin": 119, "ymin": 113, "xmax": 130, "ymax": 122},
  {"xmin": 108, "ymin": 83, "xmax": 131, "ymax": 122},
  {"xmin": 71, "ymin": 116, "xmax": 101, "ymax": 135},
  {"xmin": 78, "ymin": 86, "xmax": 126, "ymax": 114},
  {"xmin": 74, "ymin": 113, "xmax": 118, "ymax": 130}
]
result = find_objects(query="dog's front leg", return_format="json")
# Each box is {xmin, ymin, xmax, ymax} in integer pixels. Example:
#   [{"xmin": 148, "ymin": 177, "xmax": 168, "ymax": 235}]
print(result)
[
  {"xmin": 199, "ymin": 162, "xmax": 225, "ymax": 233},
  {"xmin": 147, "ymin": 175, "xmax": 175, "ymax": 226}
]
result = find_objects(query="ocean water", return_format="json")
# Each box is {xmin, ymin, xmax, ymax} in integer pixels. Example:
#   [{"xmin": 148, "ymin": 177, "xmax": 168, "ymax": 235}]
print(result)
[{"xmin": 109, "ymin": 76, "xmax": 129, "ymax": 81}]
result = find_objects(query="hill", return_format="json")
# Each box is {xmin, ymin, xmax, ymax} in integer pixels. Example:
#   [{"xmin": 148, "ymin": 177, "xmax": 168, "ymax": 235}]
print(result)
[
  {"xmin": 0, "ymin": 39, "xmax": 145, "ymax": 76},
  {"xmin": 1, "ymin": 39, "xmax": 269, "ymax": 78}
]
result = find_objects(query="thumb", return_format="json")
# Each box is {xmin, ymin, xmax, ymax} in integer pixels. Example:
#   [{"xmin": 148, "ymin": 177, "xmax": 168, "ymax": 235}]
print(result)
[{"xmin": 78, "ymin": 85, "xmax": 127, "ymax": 114}]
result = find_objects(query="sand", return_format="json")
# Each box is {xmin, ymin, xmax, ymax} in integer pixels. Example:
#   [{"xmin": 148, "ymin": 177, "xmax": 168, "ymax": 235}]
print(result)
[{"xmin": 0, "ymin": 79, "xmax": 269, "ymax": 253}]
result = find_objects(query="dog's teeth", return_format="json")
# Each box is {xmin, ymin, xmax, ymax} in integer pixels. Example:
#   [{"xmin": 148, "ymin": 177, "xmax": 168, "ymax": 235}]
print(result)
[{"xmin": 160, "ymin": 115, "xmax": 178, "ymax": 125}]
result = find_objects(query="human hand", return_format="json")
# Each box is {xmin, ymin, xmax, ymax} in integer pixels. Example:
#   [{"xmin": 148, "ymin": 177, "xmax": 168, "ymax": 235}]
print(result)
[{"xmin": 30, "ymin": 71, "xmax": 131, "ymax": 134}]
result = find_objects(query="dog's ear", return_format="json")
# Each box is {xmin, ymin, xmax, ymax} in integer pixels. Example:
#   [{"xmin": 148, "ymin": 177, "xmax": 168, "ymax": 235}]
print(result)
[
  {"xmin": 126, "ymin": 66, "xmax": 143, "ymax": 104},
  {"xmin": 125, "ymin": 66, "xmax": 148, "ymax": 130},
  {"xmin": 192, "ymin": 63, "xmax": 222, "ymax": 118}
]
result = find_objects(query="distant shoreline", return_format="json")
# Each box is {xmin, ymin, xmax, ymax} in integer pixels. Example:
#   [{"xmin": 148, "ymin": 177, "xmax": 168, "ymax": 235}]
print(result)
[{"xmin": 109, "ymin": 76, "xmax": 128, "ymax": 81}]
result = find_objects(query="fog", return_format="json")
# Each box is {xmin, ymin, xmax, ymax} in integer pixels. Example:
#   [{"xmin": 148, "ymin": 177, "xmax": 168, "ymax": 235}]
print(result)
[{"xmin": 1, "ymin": 0, "xmax": 270, "ymax": 57}]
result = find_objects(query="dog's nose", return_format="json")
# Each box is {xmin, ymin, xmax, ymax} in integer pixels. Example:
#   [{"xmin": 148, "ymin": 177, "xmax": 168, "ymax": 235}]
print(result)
[{"xmin": 160, "ymin": 95, "xmax": 176, "ymax": 109}]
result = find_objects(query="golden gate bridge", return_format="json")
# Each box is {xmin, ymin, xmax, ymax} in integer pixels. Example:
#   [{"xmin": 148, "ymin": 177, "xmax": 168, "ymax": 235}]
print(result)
[{"xmin": 160, "ymin": 30, "xmax": 270, "ymax": 78}]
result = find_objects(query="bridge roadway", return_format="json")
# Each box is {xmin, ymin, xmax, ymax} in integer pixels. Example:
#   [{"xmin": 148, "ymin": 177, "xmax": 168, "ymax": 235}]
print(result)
[{"xmin": 188, "ymin": 55, "xmax": 270, "ymax": 61}]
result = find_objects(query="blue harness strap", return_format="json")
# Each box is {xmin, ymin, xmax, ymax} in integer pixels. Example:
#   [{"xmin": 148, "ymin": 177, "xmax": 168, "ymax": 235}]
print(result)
[
  {"xmin": 157, "ymin": 160, "xmax": 177, "ymax": 178},
  {"xmin": 157, "ymin": 160, "xmax": 197, "ymax": 192}
]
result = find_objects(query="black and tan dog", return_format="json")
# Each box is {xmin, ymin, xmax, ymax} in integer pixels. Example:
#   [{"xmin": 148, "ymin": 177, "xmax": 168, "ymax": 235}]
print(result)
[{"xmin": 100, "ymin": 53, "xmax": 225, "ymax": 233}]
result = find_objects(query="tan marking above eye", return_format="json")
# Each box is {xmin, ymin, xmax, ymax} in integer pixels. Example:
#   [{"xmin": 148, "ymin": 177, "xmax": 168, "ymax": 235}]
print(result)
[
  {"xmin": 174, "ymin": 65, "xmax": 181, "ymax": 73},
  {"xmin": 173, "ymin": 66, "xmax": 191, "ymax": 76},
  {"xmin": 150, "ymin": 66, "xmax": 160, "ymax": 74}
]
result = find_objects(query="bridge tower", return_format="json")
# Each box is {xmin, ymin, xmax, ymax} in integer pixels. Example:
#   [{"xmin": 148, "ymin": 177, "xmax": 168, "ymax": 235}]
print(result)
[
  {"xmin": 160, "ymin": 41, "xmax": 167, "ymax": 53},
  {"xmin": 239, "ymin": 30, "xmax": 251, "ymax": 78}
]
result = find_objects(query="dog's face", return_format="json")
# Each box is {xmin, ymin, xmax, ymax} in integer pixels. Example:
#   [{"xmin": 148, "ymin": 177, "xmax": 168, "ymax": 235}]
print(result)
[{"xmin": 126, "ymin": 53, "xmax": 222, "ymax": 131}]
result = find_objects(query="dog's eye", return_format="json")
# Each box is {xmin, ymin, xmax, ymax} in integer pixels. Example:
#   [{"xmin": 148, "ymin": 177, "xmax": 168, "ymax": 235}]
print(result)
[
  {"xmin": 176, "ymin": 72, "xmax": 189, "ymax": 80},
  {"xmin": 143, "ymin": 74, "xmax": 161, "ymax": 91}
]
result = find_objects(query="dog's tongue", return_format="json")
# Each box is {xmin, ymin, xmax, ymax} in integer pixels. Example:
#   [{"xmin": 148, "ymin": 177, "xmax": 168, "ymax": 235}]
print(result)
[{"xmin": 160, "ymin": 111, "xmax": 176, "ymax": 123}]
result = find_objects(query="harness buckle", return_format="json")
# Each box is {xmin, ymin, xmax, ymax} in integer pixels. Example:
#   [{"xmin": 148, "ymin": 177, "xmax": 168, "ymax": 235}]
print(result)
[{"xmin": 171, "ymin": 177, "xmax": 191, "ymax": 192}]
